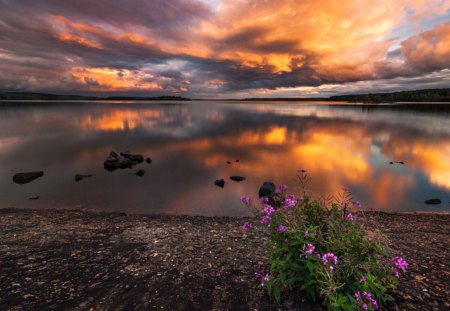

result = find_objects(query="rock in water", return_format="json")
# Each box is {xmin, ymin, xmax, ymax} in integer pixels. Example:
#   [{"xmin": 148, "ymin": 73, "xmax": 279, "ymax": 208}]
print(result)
[
  {"xmin": 136, "ymin": 170, "xmax": 145, "ymax": 177},
  {"xmin": 29, "ymin": 197, "xmax": 39, "ymax": 200},
  {"xmin": 230, "ymin": 176, "xmax": 246, "ymax": 182},
  {"xmin": 258, "ymin": 182, "xmax": 276, "ymax": 198},
  {"xmin": 13, "ymin": 172, "xmax": 44, "ymax": 184},
  {"xmin": 104, "ymin": 151, "xmax": 144, "ymax": 171},
  {"xmin": 425, "ymin": 198, "xmax": 441, "ymax": 205},
  {"xmin": 75, "ymin": 174, "xmax": 92, "ymax": 182},
  {"xmin": 215, "ymin": 179, "xmax": 225, "ymax": 188},
  {"xmin": 146, "ymin": 157, "xmax": 152, "ymax": 164}
]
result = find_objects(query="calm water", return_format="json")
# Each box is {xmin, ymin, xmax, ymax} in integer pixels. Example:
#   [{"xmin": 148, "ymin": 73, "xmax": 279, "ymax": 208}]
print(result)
[{"xmin": 0, "ymin": 101, "xmax": 449, "ymax": 215}]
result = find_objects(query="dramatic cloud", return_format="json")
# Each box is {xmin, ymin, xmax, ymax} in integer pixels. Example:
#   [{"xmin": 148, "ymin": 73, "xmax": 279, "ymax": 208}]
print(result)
[{"xmin": 0, "ymin": 0, "xmax": 449, "ymax": 97}]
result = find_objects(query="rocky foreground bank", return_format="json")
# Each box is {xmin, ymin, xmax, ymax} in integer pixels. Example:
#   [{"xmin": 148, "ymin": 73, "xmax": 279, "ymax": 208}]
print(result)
[{"xmin": 0, "ymin": 209, "xmax": 449, "ymax": 311}]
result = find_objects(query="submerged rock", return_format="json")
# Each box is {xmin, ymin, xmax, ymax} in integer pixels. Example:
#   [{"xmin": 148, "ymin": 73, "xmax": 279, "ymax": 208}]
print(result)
[
  {"xmin": 258, "ymin": 182, "xmax": 276, "ymax": 198},
  {"xmin": 425, "ymin": 198, "xmax": 441, "ymax": 205},
  {"xmin": 75, "ymin": 174, "xmax": 92, "ymax": 182},
  {"xmin": 214, "ymin": 179, "xmax": 225, "ymax": 188},
  {"xmin": 13, "ymin": 172, "xmax": 44, "ymax": 184},
  {"xmin": 136, "ymin": 170, "xmax": 145, "ymax": 177},
  {"xmin": 230, "ymin": 176, "xmax": 246, "ymax": 182}
]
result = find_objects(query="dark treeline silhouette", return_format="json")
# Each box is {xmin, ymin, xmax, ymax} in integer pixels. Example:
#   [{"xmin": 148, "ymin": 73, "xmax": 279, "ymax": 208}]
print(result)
[{"xmin": 329, "ymin": 88, "xmax": 450, "ymax": 103}]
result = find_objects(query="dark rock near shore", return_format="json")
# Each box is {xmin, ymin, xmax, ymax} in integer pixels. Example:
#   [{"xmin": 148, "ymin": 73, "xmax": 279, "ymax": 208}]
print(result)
[
  {"xmin": 226, "ymin": 161, "xmax": 231, "ymax": 164},
  {"xmin": 425, "ymin": 198, "xmax": 441, "ymax": 205},
  {"xmin": 136, "ymin": 170, "xmax": 145, "ymax": 177},
  {"xmin": 235, "ymin": 160, "xmax": 240, "ymax": 163},
  {"xmin": 12, "ymin": 171, "xmax": 44, "ymax": 184},
  {"xmin": 258, "ymin": 182, "xmax": 276, "ymax": 198},
  {"xmin": 146, "ymin": 157, "xmax": 152, "ymax": 164},
  {"xmin": 75, "ymin": 174, "xmax": 92, "ymax": 182},
  {"xmin": 29, "ymin": 197, "xmax": 39, "ymax": 200},
  {"xmin": 104, "ymin": 151, "xmax": 144, "ymax": 171},
  {"xmin": 214, "ymin": 179, "xmax": 225, "ymax": 188},
  {"xmin": 230, "ymin": 176, "xmax": 246, "ymax": 182}
]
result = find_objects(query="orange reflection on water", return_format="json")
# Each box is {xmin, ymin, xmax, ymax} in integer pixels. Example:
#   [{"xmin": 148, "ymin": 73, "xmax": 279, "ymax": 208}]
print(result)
[
  {"xmin": 386, "ymin": 139, "xmax": 450, "ymax": 190},
  {"xmin": 81, "ymin": 110, "xmax": 163, "ymax": 131}
]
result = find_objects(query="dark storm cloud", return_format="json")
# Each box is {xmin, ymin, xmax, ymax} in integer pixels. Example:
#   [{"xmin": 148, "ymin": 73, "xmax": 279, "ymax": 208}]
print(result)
[{"xmin": 0, "ymin": 0, "xmax": 449, "ymax": 97}]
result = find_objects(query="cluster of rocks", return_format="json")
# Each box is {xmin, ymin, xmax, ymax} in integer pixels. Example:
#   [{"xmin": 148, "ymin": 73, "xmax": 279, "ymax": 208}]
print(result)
[{"xmin": 103, "ymin": 151, "xmax": 151, "ymax": 172}]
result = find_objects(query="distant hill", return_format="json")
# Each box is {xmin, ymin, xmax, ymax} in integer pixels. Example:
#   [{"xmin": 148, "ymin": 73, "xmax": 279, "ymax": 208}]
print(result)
[
  {"xmin": 0, "ymin": 92, "xmax": 97, "ymax": 100},
  {"xmin": 329, "ymin": 88, "xmax": 450, "ymax": 103},
  {"xmin": 242, "ymin": 97, "xmax": 328, "ymax": 101},
  {"xmin": 0, "ymin": 92, "xmax": 190, "ymax": 101}
]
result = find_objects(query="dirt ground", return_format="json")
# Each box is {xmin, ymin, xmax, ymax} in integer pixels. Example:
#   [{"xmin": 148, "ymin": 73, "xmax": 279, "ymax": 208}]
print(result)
[{"xmin": 0, "ymin": 208, "xmax": 448, "ymax": 310}]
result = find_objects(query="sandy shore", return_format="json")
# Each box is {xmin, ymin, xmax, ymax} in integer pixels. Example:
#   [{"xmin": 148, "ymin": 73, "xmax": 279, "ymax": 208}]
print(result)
[{"xmin": 0, "ymin": 208, "xmax": 449, "ymax": 310}]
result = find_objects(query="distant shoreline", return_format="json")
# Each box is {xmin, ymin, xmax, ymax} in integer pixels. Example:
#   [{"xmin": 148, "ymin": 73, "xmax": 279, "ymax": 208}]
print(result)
[{"xmin": 1, "ymin": 87, "xmax": 449, "ymax": 102}]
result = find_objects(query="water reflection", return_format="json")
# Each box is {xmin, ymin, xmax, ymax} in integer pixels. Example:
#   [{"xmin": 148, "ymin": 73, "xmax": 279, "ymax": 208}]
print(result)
[{"xmin": 0, "ymin": 101, "xmax": 449, "ymax": 215}]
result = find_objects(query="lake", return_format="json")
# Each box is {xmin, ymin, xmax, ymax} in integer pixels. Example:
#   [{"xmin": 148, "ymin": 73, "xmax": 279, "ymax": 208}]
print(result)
[{"xmin": 0, "ymin": 101, "xmax": 449, "ymax": 215}]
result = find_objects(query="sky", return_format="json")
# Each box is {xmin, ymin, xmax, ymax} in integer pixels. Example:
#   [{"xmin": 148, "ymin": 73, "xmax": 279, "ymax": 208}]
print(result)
[{"xmin": 0, "ymin": 0, "xmax": 449, "ymax": 98}]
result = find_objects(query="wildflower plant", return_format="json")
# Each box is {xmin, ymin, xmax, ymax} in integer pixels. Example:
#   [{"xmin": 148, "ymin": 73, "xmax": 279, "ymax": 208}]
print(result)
[{"xmin": 241, "ymin": 171, "xmax": 407, "ymax": 310}]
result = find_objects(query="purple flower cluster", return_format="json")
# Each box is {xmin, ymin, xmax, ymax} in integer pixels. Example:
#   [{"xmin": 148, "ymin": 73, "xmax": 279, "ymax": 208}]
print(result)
[
  {"xmin": 355, "ymin": 291, "xmax": 378, "ymax": 310},
  {"xmin": 284, "ymin": 198, "xmax": 297, "ymax": 208},
  {"xmin": 390, "ymin": 256, "xmax": 408, "ymax": 278},
  {"xmin": 255, "ymin": 272, "xmax": 270, "ymax": 287},
  {"xmin": 260, "ymin": 204, "xmax": 276, "ymax": 224},
  {"xmin": 242, "ymin": 221, "xmax": 254, "ymax": 230},
  {"xmin": 240, "ymin": 196, "xmax": 252, "ymax": 205},
  {"xmin": 322, "ymin": 253, "xmax": 338, "ymax": 270},
  {"xmin": 277, "ymin": 225, "xmax": 287, "ymax": 233},
  {"xmin": 260, "ymin": 197, "xmax": 269, "ymax": 204},
  {"xmin": 302, "ymin": 243, "xmax": 315, "ymax": 255},
  {"xmin": 346, "ymin": 213, "xmax": 354, "ymax": 221}
]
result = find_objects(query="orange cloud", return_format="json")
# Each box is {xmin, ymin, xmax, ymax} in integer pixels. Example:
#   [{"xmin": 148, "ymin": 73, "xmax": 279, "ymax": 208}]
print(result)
[{"xmin": 402, "ymin": 22, "xmax": 450, "ymax": 71}]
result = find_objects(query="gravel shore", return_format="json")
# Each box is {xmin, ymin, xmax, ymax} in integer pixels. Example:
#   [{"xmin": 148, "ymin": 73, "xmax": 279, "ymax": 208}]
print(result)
[{"xmin": 0, "ymin": 208, "xmax": 449, "ymax": 310}]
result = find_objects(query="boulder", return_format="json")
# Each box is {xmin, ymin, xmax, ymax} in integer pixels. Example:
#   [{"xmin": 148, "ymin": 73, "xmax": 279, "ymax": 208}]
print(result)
[
  {"xmin": 146, "ymin": 157, "xmax": 152, "ymax": 164},
  {"xmin": 13, "ymin": 171, "xmax": 44, "ymax": 184},
  {"xmin": 425, "ymin": 198, "xmax": 441, "ymax": 205},
  {"xmin": 258, "ymin": 182, "xmax": 276, "ymax": 198},
  {"xmin": 215, "ymin": 179, "xmax": 225, "ymax": 188},
  {"xmin": 136, "ymin": 169, "xmax": 145, "ymax": 177},
  {"xmin": 104, "ymin": 151, "xmax": 144, "ymax": 171},
  {"xmin": 75, "ymin": 174, "xmax": 92, "ymax": 182},
  {"xmin": 230, "ymin": 176, "xmax": 246, "ymax": 182}
]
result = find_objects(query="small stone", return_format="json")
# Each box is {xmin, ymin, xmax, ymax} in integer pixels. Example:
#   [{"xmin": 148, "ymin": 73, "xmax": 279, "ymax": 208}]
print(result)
[
  {"xmin": 425, "ymin": 198, "xmax": 441, "ymax": 205},
  {"xmin": 214, "ymin": 179, "xmax": 225, "ymax": 188},
  {"xmin": 136, "ymin": 170, "xmax": 145, "ymax": 177},
  {"xmin": 146, "ymin": 157, "xmax": 152, "ymax": 164},
  {"xmin": 230, "ymin": 176, "xmax": 246, "ymax": 182}
]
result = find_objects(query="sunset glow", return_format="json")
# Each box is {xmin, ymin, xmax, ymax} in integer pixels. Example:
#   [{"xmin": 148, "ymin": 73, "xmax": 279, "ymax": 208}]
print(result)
[{"xmin": 0, "ymin": 0, "xmax": 449, "ymax": 97}]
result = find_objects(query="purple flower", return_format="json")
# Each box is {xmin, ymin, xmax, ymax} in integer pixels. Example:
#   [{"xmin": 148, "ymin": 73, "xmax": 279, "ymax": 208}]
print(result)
[
  {"xmin": 355, "ymin": 291, "xmax": 378, "ymax": 310},
  {"xmin": 322, "ymin": 253, "xmax": 338, "ymax": 270},
  {"xmin": 355, "ymin": 291, "xmax": 361, "ymax": 300},
  {"xmin": 287, "ymin": 194, "xmax": 296, "ymax": 200},
  {"xmin": 261, "ymin": 205, "xmax": 275, "ymax": 216},
  {"xmin": 353, "ymin": 200, "xmax": 362, "ymax": 208},
  {"xmin": 284, "ymin": 198, "xmax": 297, "ymax": 208},
  {"xmin": 242, "ymin": 221, "xmax": 254, "ymax": 230},
  {"xmin": 346, "ymin": 213, "xmax": 354, "ymax": 221},
  {"xmin": 305, "ymin": 229, "xmax": 309, "ymax": 237},
  {"xmin": 273, "ymin": 195, "xmax": 280, "ymax": 202},
  {"xmin": 240, "ymin": 196, "xmax": 252, "ymax": 205},
  {"xmin": 260, "ymin": 215, "xmax": 271, "ymax": 224},
  {"xmin": 391, "ymin": 256, "xmax": 408, "ymax": 270},
  {"xmin": 277, "ymin": 184, "xmax": 288, "ymax": 192},
  {"xmin": 277, "ymin": 225, "xmax": 287, "ymax": 233},
  {"xmin": 302, "ymin": 243, "xmax": 315, "ymax": 255},
  {"xmin": 260, "ymin": 273, "xmax": 270, "ymax": 287},
  {"xmin": 260, "ymin": 197, "xmax": 269, "ymax": 204},
  {"xmin": 360, "ymin": 276, "xmax": 366, "ymax": 283}
]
